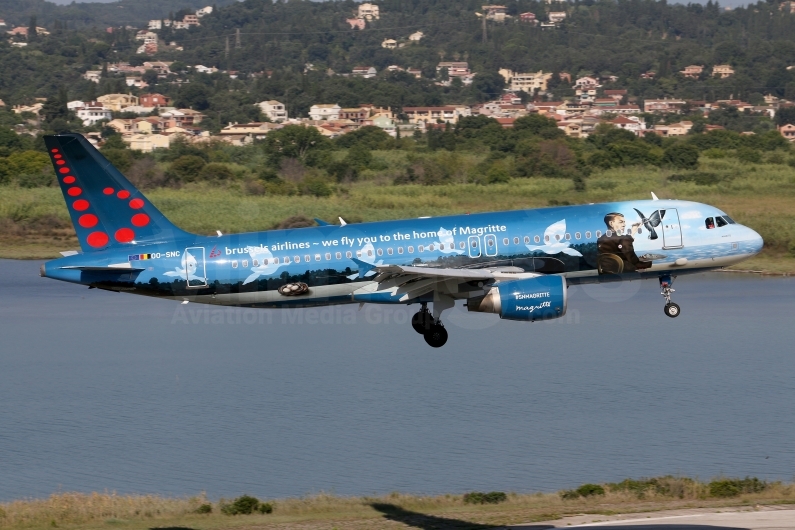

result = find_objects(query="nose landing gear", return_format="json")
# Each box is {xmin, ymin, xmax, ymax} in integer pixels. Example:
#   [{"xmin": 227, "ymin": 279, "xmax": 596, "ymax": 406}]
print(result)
[{"xmin": 660, "ymin": 275, "xmax": 680, "ymax": 318}]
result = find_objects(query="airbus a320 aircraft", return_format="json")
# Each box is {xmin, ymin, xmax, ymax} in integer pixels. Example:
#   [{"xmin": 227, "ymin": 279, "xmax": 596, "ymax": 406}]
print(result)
[{"xmin": 40, "ymin": 134, "xmax": 763, "ymax": 347}]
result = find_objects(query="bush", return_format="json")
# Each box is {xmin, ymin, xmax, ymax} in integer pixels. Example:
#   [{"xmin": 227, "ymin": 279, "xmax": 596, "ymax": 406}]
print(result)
[
  {"xmin": 662, "ymin": 143, "xmax": 700, "ymax": 170},
  {"xmin": 195, "ymin": 504, "xmax": 212, "ymax": 514},
  {"xmin": 669, "ymin": 172, "xmax": 724, "ymax": 185},
  {"xmin": 560, "ymin": 490, "xmax": 580, "ymax": 500},
  {"xmin": 462, "ymin": 491, "xmax": 507, "ymax": 504},
  {"xmin": 709, "ymin": 477, "xmax": 768, "ymax": 498},
  {"xmin": 702, "ymin": 148, "xmax": 727, "ymax": 159},
  {"xmin": 735, "ymin": 147, "xmax": 762, "ymax": 164},
  {"xmin": 220, "ymin": 495, "xmax": 273, "ymax": 515},
  {"xmin": 575, "ymin": 483, "xmax": 606, "ymax": 497},
  {"xmin": 198, "ymin": 163, "xmax": 234, "ymax": 181},
  {"xmin": 168, "ymin": 155, "xmax": 206, "ymax": 182}
]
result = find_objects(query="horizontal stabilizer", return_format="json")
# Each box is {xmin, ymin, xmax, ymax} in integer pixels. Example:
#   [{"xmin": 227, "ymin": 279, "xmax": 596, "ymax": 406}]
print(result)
[
  {"xmin": 350, "ymin": 257, "xmax": 375, "ymax": 278},
  {"xmin": 314, "ymin": 218, "xmax": 330, "ymax": 226}
]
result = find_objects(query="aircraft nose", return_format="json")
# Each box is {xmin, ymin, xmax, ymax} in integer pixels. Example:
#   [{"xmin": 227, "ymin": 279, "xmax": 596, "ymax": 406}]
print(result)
[{"xmin": 743, "ymin": 225, "xmax": 764, "ymax": 255}]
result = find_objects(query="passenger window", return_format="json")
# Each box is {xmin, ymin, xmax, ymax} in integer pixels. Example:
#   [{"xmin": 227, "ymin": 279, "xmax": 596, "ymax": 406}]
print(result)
[
  {"xmin": 565, "ymin": 233, "xmax": 571, "ymax": 240},
  {"xmin": 253, "ymin": 259, "xmax": 259, "ymax": 267},
  {"xmin": 263, "ymin": 258, "xmax": 269, "ymax": 266},
  {"xmin": 356, "ymin": 251, "xmax": 362, "ymax": 258},
  {"xmin": 429, "ymin": 244, "xmax": 435, "ymax": 251},
  {"xmin": 336, "ymin": 252, "xmax": 342, "ymax": 259},
  {"xmin": 377, "ymin": 248, "xmax": 383, "ymax": 256},
  {"xmin": 325, "ymin": 253, "xmax": 331, "ymax": 260},
  {"xmin": 283, "ymin": 256, "xmax": 290, "ymax": 264},
  {"xmin": 544, "ymin": 235, "xmax": 549, "ymax": 243},
  {"xmin": 346, "ymin": 251, "xmax": 352, "ymax": 258},
  {"xmin": 274, "ymin": 257, "xmax": 280, "ymax": 264},
  {"xmin": 524, "ymin": 236, "xmax": 530, "ymax": 244},
  {"xmin": 315, "ymin": 254, "xmax": 321, "ymax": 261},
  {"xmin": 295, "ymin": 256, "xmax": 301, "ymax": 263},
  {"xmin": 503, "ymin": 238, "xmax": 509, "ymax": 245},
  {"xmin": 419, "ymin": 245, "xmax": 425, "ymax": 252},
  {"xmin": 705, "ymin": 217, "xmax": 715, "ymax": 229},
  {"xmin": 242, "ymin": 260, "xmax": 248, "ymax": 267},
  {"xmin": 637, "ymin": 228, "xmax": 643, "ymax": 234},
  {"xmin": 408, "ymin": 246, "xmax": 414, "ymax": 253},
  {"xmin": 459, "ymin": 241, "xmax": 465, "ymax": 249},
  {"xmin": 585, "ymin": 231, "xmax": 591, "ymax": 239},
  {"xmin": 232, "ymin": 260, "xmax": 238, "ymax": 268},
  {"xmin": 388, "ymin": 248, "xmax": 393, "ymax": 255},
  {"xmin": 596, "ymin": 230, "xmax": 602, "ymax": 237},
  {"xmin": 439, "ymin": 243, "xmax": 444, "ymax": 250},
  {"xmin": 398, "ymin": 247, "xmax": 404, "ymax": 254},
  {"xmin": 606, "ymin": 230, "xmax": 612, "ymax": 237},
  {"xmin": 534, "ymin": 235, "xmax": 540, "ymax": 243},
  {"xmin": 367, "ymin": 249, "xmax": 373, "ymax": 257},
  {"xmin": 513, "ymin": 237, "xmax": 519, "ymax": 244},
  {"xmin": 305, "ymin": 255, "xmax": 310, "ymax": 262},
  {"xmin": 471, "ymin": 240, "xmax": 478, "ymax": 247},
  {"xmin": 716, "ymin": 216, "xmax": 728, "ymax": 227},
  {"xmin": 488, "ymin": 239, "xmax": 494, "ymax": 247},
  {"xmin": 575, "ymin": 232, "xmax": 581, "ymax": 240}
]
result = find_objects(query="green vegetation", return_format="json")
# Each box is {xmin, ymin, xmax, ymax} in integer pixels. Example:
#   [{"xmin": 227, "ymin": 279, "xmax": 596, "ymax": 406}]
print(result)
[
  {"xmin": 462, "ymin": 491, "xmax": 508, "ymax": 505},
  {"xmin": 0, "ymin": 477, "xmax": 792, "ymax": 530}
]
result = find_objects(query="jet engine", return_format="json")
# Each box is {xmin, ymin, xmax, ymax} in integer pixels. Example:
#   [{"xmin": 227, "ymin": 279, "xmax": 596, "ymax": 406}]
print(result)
[{"xmin": 466, "ymin": 275, "xmax": 567, "ymax": 321}]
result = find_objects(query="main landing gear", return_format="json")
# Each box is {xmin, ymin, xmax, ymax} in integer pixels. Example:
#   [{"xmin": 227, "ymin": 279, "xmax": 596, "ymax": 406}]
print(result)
[
  {"xmin": 659, "ymin": 274, "xmax": 680, "ymax": 318},
  {"xmin": 411, "ymin": 302, "xmax": 449, "ymax": 348}
]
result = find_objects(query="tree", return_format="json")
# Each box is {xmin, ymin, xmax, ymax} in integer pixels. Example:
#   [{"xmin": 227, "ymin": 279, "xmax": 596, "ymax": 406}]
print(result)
[
  {"xmin": 263, "ymin": 125, "xmax": 328, "ymax": 164},
  {"xmin": 142, "ymin": 69, "xmax": 159, "ymax": 87},
  {"xmin": 167, "ymin": 155, "xmax": 207, "ymax": 182},
  {"xmin": 662, "ymin": 143, "xmax": 700, "ymax": 169},
  {"xmin": 27, "ymin": 15, "xmax": 37, "ymax": 42}
]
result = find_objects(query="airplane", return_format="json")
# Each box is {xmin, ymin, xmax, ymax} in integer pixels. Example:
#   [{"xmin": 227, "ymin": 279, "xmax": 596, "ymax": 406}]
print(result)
[{"xmin": 40, "ymin": 133, "xmax": 764, "ymax": 347}]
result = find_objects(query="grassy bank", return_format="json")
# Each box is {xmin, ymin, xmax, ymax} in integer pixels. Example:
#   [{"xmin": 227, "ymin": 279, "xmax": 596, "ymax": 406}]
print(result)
[
  {"xmin": 2, "ymin": 157, "xmax": 794, "ymax": 272},
  {"xmin": 1, "ymin": 477, "xmax": 793, "ymax": 530}
]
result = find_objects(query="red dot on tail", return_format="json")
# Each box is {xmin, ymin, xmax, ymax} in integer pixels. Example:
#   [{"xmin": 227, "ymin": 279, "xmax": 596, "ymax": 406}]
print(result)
[
  {"xmin": 54, "ymin": 154, "xmax": 62, "ymax": 159},
  {"xmin": 67, "ymin": 187, "xmax": 82, "ymax": 196},
  {"xmin": 114, "ymin": 227, "xmax": 135, "ymax": 243},
  {"xmin": 59, "ymin": 167, "xmax": 70, "ymax": 174},
  {"xmin": 73, "ymin": 199, "xmax": 89, "ymax": 211},
  {"xmin": 103, "ymin": 187, "xmax": 114, "ymax": 195},
  {"xmin": 51, "ymin": 148, "xmax": 59, "ymax": 153},
  {"xmin": 131, "ymin": 213, "xmax": 150, "ymax": 227},
  {"xmin": 63, "ymin": 176, "xmax": 76, "ymax": 184},
  {"xmin": 86, "ymin": 231, "xmax": 109, "ymax": 248},
  {"xmin": 56, "ymin": 160, "xmax": 65, "ymax": 165},
  {"xmin": 117, "ymin": 190, "xmax": 130, "ymax": 199},
  {"xmin": 78, "ymin": 214, "xmax": 98, "ymax": 228},
  {"xmin": 129, "ymin": 198, "xmax": 144, "ymax": 209}
]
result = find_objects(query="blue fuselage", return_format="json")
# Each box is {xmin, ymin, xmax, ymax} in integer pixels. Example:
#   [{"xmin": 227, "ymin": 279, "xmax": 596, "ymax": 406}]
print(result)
[{"xmin": 42, "ymin": 199, "xmax": 763, "ymax": 308}]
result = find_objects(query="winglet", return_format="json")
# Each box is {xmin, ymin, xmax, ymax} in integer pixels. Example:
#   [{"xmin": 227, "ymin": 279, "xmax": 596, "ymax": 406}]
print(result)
[
  {"xmin": 339, "ymin": 217, "xmax": 348, "ymax": 226},
  {"xmin": 351, "ymin": 257, "xmax": 375, "ymax": 278},
  {"xmin": 651, "ymin": 192, "xmax": 659, "ymax": 201},
  {"xmin": 314, "ymin": 218, "xmax": 330, "ymax": 226}
]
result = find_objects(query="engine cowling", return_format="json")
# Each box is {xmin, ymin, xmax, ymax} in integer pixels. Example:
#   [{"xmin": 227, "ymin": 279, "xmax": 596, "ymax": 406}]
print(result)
[{"xmin": 467, "ymin": 275, "xmax": 567, "ymax": 321}]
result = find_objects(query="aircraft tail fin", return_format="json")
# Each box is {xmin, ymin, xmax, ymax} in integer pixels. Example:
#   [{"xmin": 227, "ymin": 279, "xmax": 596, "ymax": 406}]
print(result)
[{"xmin": 44, "ymin": 133, "xmax": 191, "ymax": 252}]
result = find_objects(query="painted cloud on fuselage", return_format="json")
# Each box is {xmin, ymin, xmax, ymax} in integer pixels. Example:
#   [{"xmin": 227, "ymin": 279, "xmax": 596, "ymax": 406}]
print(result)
[
  {"xmin": 243, "ymin": 246, "xmax": 281, "ymax": 285},
  {"xmin": 163, "ymin": 250, "xmax": 203, "ymax": 282},
  {"xmin": 525, "ymin": 220, "xmax": 583, "ymax": 257}
]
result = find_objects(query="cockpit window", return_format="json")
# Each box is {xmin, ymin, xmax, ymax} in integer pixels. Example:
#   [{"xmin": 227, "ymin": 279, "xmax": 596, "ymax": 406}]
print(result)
[
  {"xmin": 723, "ymin": 215, "xmax": 736, "ymax": 224},
  {"xmin": 716, "ymin": 216, "xmax": 728, "ymax": 227},
  {"xmin": 705, "ymin": 217, "xmax": 715, "ymax": 229}
]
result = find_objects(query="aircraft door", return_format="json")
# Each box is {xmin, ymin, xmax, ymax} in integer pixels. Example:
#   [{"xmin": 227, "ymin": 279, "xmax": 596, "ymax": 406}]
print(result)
[
  {"xmin": 468, "ymin": 236, "xmax": 481, "ymax": 258},
  {"xmin": 184, "ymin": 246, "xmax": 208, "ymax": 288},
  {"xmin": 660, "ymin": 209, "xmax": 683, "ymax": 249},
  {"xmin": 484, "ymin": 234, "xmax": 498, "ymax": 257}
]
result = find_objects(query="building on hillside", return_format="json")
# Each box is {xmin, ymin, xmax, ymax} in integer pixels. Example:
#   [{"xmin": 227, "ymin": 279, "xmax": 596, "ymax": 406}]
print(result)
[
  {"xmin": 309, "ymin": 104, "xmax": 342, "ymax": 120},
  {"xmin": 183, "ymin": 15, "xmax": 200, "ymax": 26},
  {"xmin": 73, "ymin": 102, "xmax": 112, "ymax": 126},
  {"xmin": 125, "ymin": 77, "xmax": 149, "ymax": 89},
  {"xmin": 574, "ymin": 76, "xmax": 600, "ymax": 89},
  {"xmin": 499, "ymin": 69, "xmax": 553, "ymax": 92},
  {"xmin": 408, "ymin": 31, "xmax": 424, "ymax": 41},
  {"xmin": 160, "ymin": 108, "xmax": 204, "ymax": 126},
  {"xmin": 779, "ymin": 124, "xmax": 795, "ymax": 141},
  {"xmin": 352, "ymin": 66, "xmax": 377, "ymax": 78},
  {"xmin": 123, "ymin": 133, "xmax": 170, "ymax": 152},
  {"xmin": 257, "ymin": 100, "xmax": 287, "ymax": 121},
  {"xmin": 407, "ymin": 68, "xmax": 422, "ymax": 78},
  {"xmin": 381, "ymin": 39, "xmax": 397, "ymax": 49},
  {"xmin": 437, "ymin": 62, "xmax": 470, "ymax": 78},
  {"xmin": 340, "ymin": 108, "xmax": 368, "ymax": 122},
  {"xmin": 609, "ymin": 115, "xmax": 645, "ymax": 135},
  {"xmin": 220, "ymin": 122, "xmax": 281, "ymax": 140},
  {"xmin": 653, "ymin": 121, "xmax": 692, "ymax": 137},
  {"xmin": 194, "ymin": 65, "xmax": 218, "ymax": 74},
  {"xmin": 402, "ymin": 106, "xmax": 462, "ymax": 124},
  {"xmin": 604, "ymin": 89, "xmax": 627, "ymax": 102},
  {"xmin": 346, "ymin": 18, "xmax": 366, "ymax": 29},
  {"xmin": 196, "ymin": 6, "xmax": 213, "ymax": 17},
  {"xmin": 83, "ymin": 71, "xmax": 102, "ymax": 83},
  {"xmin": 139, "ymin": 93, "xmax": 171, "ymax": 107},
  {"xmin": 148, "ymin": 20, "xmax": 162, "ymax": 30},
  {"xmin": 519, "ymin": 12, "xmax": 537, "ymax": 23},
  {"xmin": 679, "ymin": 65, "xmax": 704, "ymax": 79},
  {"xmin": 97, "ymin": 94, "xmax": 139, "ymax": 111},
  {"xmin": 136, "ymin": 30, "xmax": 158, "ymax": 42},
  {"xmin": 712, "ymin": 64, "xmax": 735, "ymax": 78},
  {"xmin": 548, "ymin": 11, "xmax": 567, "ymax": 23},
  {"xmin": 481, "ymin": 5, "xmax": 508, "ymax": 21},
  {"xmin": 643, "ymin": 98, "xmax": 686, "ymax": 114},
  {"xmin": 358, "ymin": 3, "xmax": 380, "ymax": 20},
  {"xmin": 143, "ymin": 61, "xmax": 173, "ymax": 75},
  {"xmin": 7, "ymin": 26, "xmax": 50, "ymax": 36}
]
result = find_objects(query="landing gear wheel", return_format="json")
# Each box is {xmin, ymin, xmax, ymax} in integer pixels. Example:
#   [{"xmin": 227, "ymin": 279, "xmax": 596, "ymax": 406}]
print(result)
[
  {"xmin": 664, "ymin": 302, "xmax": 681, "ymax": 318},
  {"xmin": 423, "ymin": 324, "xmax": 448, "ymax": 348},
  {"xmin": 411, "ymin": 308, "xmax": 433, "ymax": 334}
]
